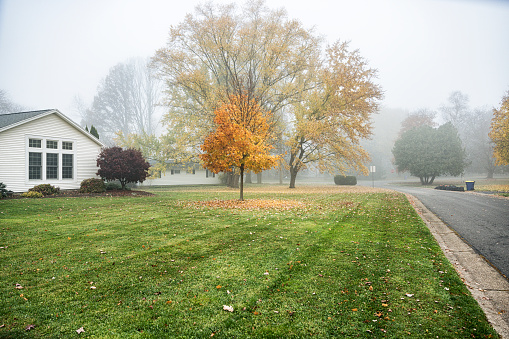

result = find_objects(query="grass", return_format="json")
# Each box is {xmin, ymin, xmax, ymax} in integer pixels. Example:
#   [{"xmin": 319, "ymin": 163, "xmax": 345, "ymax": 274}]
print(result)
[{"xmin": 0, "ymin": 185, "xmax": 500, "ymax": 338}]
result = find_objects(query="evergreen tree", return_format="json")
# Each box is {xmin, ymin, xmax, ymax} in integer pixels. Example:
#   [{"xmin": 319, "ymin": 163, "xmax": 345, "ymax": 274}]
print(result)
[{"xmin": 90, "ymin": 125, "xmax": 99, "ymax": 139}]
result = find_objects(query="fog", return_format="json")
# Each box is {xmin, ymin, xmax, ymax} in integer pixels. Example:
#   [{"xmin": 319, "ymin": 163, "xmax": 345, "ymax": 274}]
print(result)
[
  {"xmin": 1, "ymin": 0, "xmax": 508, "ymax": 121},
  {"xmin": 1, "ymin": 0, "xmax": 508, "ymax": 180}
]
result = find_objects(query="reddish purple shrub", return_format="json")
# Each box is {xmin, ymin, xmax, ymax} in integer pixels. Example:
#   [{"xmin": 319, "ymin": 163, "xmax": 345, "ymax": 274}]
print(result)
[{"xmin": 96, "ymin": 147, "xmax": 150, "ymax": 190}]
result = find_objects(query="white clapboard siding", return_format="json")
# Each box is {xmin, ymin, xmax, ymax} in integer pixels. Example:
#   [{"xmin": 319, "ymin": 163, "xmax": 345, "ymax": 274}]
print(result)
[
  {"xmin": 141, "ymin": 169, "xmax": 220, "ymax": 186},
  {"xmin": 0, "ymin": 112, "xmax": 103, "ymax": 192}
]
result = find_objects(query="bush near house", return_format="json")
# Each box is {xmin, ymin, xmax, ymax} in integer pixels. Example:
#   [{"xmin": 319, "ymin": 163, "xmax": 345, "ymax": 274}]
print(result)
[
  {"xmin": 0, "ymin": 182, "xmax": 13, "ymax": 199},
  {"xmin": 20, "ymin": 191, "xmax": 44, "ymax": 198},
  {"xmin": 28, "ymin": 184, "xmax": 60, "ymax": 196},
  {"xmin": 334, "ymin": 175, "xmax": 357, "ymax": 185},
  {"xmin": 105, "ymin": 182, "xmax": 122, "ymax": 190},
  {"xmin": 96, "ymin": 147, "xmax": 150, "ymax": 190},
  {"xmin": 79, "ymin": 178, "xmax": 106, "ymax": 193}
]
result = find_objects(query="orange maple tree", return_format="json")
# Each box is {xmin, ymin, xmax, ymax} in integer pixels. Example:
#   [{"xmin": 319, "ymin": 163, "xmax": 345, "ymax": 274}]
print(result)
[{"xmin": 200, "ymin": 94, "xmax": 278, "ymax": 200}]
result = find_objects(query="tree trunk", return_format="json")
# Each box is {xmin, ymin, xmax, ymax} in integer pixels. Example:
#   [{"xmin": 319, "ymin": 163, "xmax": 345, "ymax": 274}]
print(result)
[
  {"xmin": 289, "ymin": 167, "xmax": 298, "ymax": 189},
  {"xmin": 226, "ymin": 172, "xmax": 239, "ymax": 188},
  {"xmin": 420, "ymin": 175, "xmax": 436, "ymax": 185},
  {"xmin": 245, "ymin": 171, "xmax": 252, "ymax": 184},
  {"xmin": 257, "ymin": 172, "xmax": 262, "ymax": 184},
  {"xmin": 429, "ymin": 175, "xmax": 436, "ymax": 185},
  {"xmin": 239, "ymin": 164, "xmax": 244, "ymax": 201},
  {"xmin": 487, "ymin": 168, "xmax": 494, "ymax": 179}
]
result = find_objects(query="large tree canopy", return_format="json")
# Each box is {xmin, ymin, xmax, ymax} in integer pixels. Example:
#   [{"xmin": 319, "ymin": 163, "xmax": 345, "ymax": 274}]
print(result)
[
  {"xmin": 82, "ymin": 59, "xmax": 160, "ymax": 145},
  {"xmin": 150, "ymin": 1, "xmax": 380, "ymax": 187},
  {"xmin": 151, "ymin": 0, "xmax": 320, "ymax": 163},
  {"xmin": 285, "ymin": 41, "xmax": 383, "ymax": 188},
  {"xmin": 490, "ymin": 91, "xmax": 509, "ymax": 165},
  {"xmin": 392, "ymin": 123, "xmax": 467, "ymax": 185}
]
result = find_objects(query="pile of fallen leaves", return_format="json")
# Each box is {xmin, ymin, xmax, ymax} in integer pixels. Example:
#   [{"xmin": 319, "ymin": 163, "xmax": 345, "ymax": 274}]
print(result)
[{"xmin": 184, "ymin": 199, "xmax": 306, "ymax": 211}]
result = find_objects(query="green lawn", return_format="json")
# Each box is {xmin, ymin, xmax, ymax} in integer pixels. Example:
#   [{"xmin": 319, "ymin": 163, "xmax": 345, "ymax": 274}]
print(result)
[{"xmin": 0, "ymin": 185, "xmax": 499, "ymax": 338}]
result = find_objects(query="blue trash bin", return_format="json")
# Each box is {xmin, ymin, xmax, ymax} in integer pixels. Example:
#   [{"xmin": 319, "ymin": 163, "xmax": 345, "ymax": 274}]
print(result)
[{"xmin": 465, "ymin": 181, "xmax": 475, "ymax": 191}]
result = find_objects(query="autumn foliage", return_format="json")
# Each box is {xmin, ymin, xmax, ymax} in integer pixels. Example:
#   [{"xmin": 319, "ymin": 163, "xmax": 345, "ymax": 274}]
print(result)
[
  {"xmin": 490, "ymin": 91, "xmax": 509, "ymax": 165},
  {"xmin": 96, "ymin": 146, "xmax": 150, "ymax": 190},
  {"xmin": 200, "ymin": 94, "xmax": 278, "ymax": 200}
]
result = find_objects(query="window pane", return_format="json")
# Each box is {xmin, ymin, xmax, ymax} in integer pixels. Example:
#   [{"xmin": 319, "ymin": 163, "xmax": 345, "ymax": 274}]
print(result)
[
  {"xmin": 29, "ymin": 152, "xmax": 42, "ymax": 179},
  {"xmin": 62, "ymin": 154, "xmax": 73, "ymax": 179},
  {"xmin": 29, "ymin": 139, "xmax": 41, "ymax": 148},
  {"xmin": 47, "ymin": 140, "xmax": 58, "ymax": 149},
  {"xmin": 62, "ymin": 142, "xmax": 73, "ymax": 150},
  {"xmin": 46, "ymin": 153, "xmax": 58, "ymax": 179}
]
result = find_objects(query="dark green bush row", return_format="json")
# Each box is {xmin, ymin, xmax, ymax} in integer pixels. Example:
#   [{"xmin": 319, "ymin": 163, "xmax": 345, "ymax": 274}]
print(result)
[
  {"xmin": 334, "ymin": 175, "xmax": 357, "ymax": 185},
  {"xmin": 29, "ymin": 184, "xmax": 60, "ymax": 196}
]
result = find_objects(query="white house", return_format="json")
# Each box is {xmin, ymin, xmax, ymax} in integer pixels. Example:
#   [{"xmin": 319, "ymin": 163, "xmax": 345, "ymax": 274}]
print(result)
[
  {"xmin": 141, "ymin": 162, "xmax": 221, "ymax": 186},
  {"xmin": 0, "ymin": 109, "xmax": 104, "ymax": 193}
]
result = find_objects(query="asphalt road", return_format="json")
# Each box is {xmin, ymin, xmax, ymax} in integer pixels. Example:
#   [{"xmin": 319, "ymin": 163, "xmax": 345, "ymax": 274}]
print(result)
[{"xmin": 366, "ymin": 181, "xmax": 509, "ymax": 279}]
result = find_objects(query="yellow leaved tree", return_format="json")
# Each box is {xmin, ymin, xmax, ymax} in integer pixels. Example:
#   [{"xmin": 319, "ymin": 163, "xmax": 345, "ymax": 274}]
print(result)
[
  {"xmin": 286, "ymin": 41, "xmax": 383, "ymax": 188},
  {"xmin": 200, "ymin": 94, "xmax": 278, "ymax": 200},
  {"xmin": 490, "ymin": 91, "xmax": 509, "ymax": 165}
]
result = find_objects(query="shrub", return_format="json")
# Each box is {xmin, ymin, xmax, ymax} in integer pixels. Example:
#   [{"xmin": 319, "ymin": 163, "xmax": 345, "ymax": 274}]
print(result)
[
  {"xmin": 79, "ymin": 178, "xmax": 106, "ymax": 193},
  {"xmin": 29, "ymin": 184, "xmax": 60, "ymax": 196},
  {"xmin": 96, "ymin": 147, "xmax": 150, "ymax": 190},
  {"xmin": 334, "ymin": 175, "xmax": 357, "ymax": 185},
  {"xmin": 434, "ymin": 185, "xmax": 464, "ymax": 192},
  {"xmin": 105, "ymin": 182, "xmax": 122, "ymax": 191},
  {"xmin": 21, "ymin": 191, "xmax": 44, "ymax": 198},
  {"xmin": 1, "ymin": 182, "xmax": 13, "ymax": 199}
]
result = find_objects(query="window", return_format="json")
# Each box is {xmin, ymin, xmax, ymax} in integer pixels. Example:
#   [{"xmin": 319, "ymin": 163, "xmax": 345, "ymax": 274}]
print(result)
[
  {"xmin": 47, "ymin": 140, "xmax": 58, "ymax": 149},
  {"xmin": 27, "ymin": 137, "xmax": 75, "ymax": 182},
  {"xmin": 29, "ymin": 152, "xmax": 42, "ymax": 179},
  {"xmin": 29, "ymin": 139, "xmax": 41, "ymax": 148},
  {"xmin": 46, "ymin": 153, "xmax": 58, "ymax": 179},
  {"xmin": 62, "ymin": 154, "xmax": 73, "ymax": 179}
]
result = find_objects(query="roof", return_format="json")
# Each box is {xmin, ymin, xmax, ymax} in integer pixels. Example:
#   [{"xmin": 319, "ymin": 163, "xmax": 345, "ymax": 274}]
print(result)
[
  {"xmin": 0, "ymin": 109, "xmax": 52, "ymax": 129},
  {"xmin": 0, "ymin": 109, "xmax": 104, "ymax": 146}
]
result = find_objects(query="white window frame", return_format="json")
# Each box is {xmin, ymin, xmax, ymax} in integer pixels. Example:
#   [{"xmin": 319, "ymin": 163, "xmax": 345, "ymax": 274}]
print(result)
[{"xmin": 25, "ymin": 136, "xmax": 76, "ymax": 184}]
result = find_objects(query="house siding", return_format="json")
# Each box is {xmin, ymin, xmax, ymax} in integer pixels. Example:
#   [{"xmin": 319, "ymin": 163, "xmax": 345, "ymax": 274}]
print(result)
[
  {"xmin": 140, "ymin": 169, "xmax": 220, "ymax": 186},
  {"xmin": 0, "ymin": 113, "xmax": 102, "ymax": 192}
]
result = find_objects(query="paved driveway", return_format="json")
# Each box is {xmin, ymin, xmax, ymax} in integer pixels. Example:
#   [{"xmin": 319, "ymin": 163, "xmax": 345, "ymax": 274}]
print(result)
[{"xmin": 366, "ymin": 181, "xmax": 509, "ymax": 280}]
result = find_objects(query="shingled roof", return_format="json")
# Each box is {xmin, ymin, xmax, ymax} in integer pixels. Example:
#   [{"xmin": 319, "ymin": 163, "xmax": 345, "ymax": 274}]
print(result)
[{"xmin": 0, "ymin": 109, "xmax": 55, "ymax": 130}]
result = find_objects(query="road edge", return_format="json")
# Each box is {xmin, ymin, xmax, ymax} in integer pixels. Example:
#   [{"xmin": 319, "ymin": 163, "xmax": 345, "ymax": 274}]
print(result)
[{"xmin": 404, "ymin": 193, "xmax": 509, "ymax": 339}]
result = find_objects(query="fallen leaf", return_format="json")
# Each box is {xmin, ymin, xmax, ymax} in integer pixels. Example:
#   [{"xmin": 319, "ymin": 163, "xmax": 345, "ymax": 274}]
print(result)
[
  {"xmin": 25, "ymin": 324, "xmax": 35, "ymax": 331},
  {"xmin": 352, "ymin": 308, "xmax": 358, "ymax": 312},
  {"xmin": 76, "ymin": 327, "xmax": 85, "ymax": 334},
  {"xmin": 223, "ymin": 305, "xmax": 234, "ymax": 312},
  {"xmin": 15, "ymin": 283, "xmax": 23, "ymax": 289},
  {"xmin": 90, "ymin": 286, "xmax": 96, "ymax": 290},
  {"xmin": 405, "ymin": 293, "xmax": 414, "ymax": 297}
]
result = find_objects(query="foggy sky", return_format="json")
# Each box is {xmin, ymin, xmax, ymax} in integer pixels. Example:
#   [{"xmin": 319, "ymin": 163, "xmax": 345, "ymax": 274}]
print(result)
[{"xmin": 1, "ymin": 0, "xmax": 508, "ymax": 122}]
